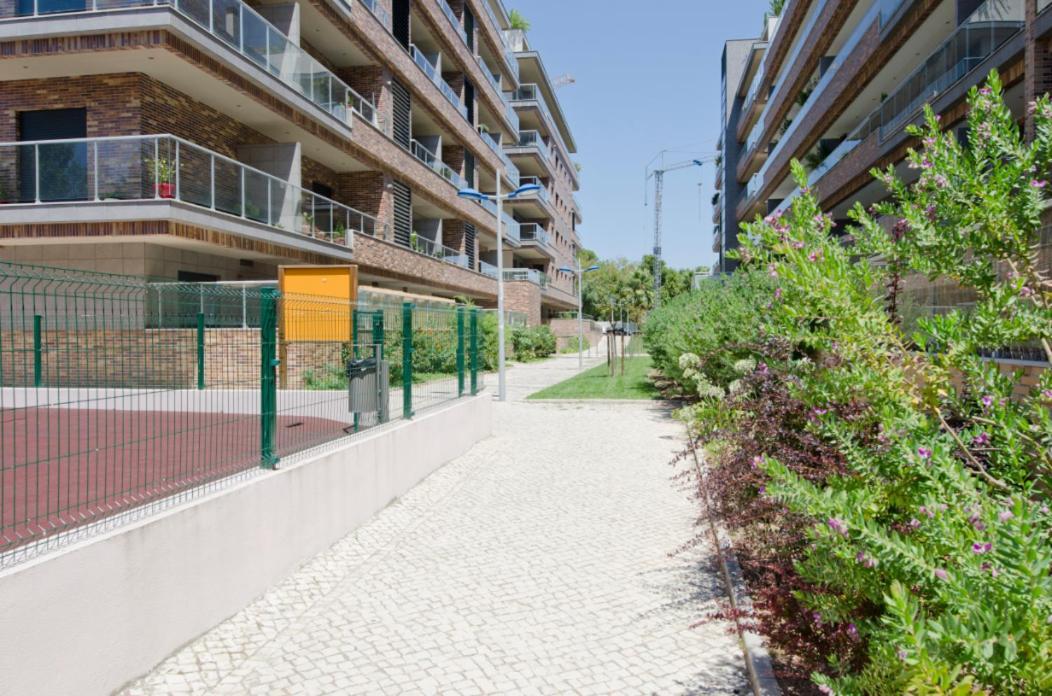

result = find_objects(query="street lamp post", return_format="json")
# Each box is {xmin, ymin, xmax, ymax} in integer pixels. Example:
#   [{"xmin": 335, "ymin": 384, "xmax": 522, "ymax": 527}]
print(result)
[
  {"xmin": 558, "ymin": 259, "xmax": 600, "ymax": 370},
  {"xmin": 458, "ymin": 181, "xmax": 541, "ymax": 401}
]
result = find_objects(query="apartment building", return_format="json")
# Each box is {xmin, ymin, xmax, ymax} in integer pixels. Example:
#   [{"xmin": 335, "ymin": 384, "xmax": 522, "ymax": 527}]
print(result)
[
  {"xmin": 0, "ymin": 0, "xmax": 581, "ymax": 323},
  {"xmin": 715, "ymin": 0, "xmax": 1042, "ymax": 275}
]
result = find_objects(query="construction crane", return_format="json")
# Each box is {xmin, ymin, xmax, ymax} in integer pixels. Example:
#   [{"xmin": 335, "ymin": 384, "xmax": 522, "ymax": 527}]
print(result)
[{"xmin": 644, "ymin": 151, "xmax": 716, "ymax": 308}]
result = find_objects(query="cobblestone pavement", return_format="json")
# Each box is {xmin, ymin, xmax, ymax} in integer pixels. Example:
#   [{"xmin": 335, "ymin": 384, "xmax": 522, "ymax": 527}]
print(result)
[{"xmin": 123, "ymin": 352, "xmax": 749, "ymax": 695}]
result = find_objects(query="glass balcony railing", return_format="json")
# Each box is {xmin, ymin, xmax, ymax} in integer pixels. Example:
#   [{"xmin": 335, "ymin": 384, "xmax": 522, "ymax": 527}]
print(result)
[
  {"xmin": 3, "ymin": 0, "xmax": 380, "ymax": 130},
  {"xmin": 852, "ymin": 0, "xmax": 1023, "ymax": 142},
  {"xmin": 767, "ymin": 0, "xmax": 829, "ymax": 109},
  {"xmin": 519, "ymin": 222, "xmax": 552, "ymax": 248},
  {"xmin": 0, "ymin": 134, "xmax": 383, "ymax": 246},
  {"xmin": 410, "ymin": 139, "xmax": 468, "ymax": 189},
  {"xmin": 437, "ymin": 0, "xmax": 469, "ymax": 47},
  {"xmin": 745, "ymin": 114, "xmax": 765, "ymax": 157},
  {"xmin": 878, "ymin": 0, "xmax": 907, "ymax": 27},
  {"xmin": 410, "ymin": 44, "xmax": 469, "ymax": 119},
  {"xmin": 478, "ymin": 129, "xmax": 520, "ymax": 184},
  {"xmin": 512, "ymin": 130, "xmax": 551, "ymax": 160},
  {"xmin": 478, "ymin": 0, "xmax": 519, "ymax": 79},
  {"xmin": 771, "ymin": 0, "xmax": 1023, "ymax": 215},
  {"xmin": 502, "ymin": 211, "xmax": 520, "ymax": 244},
  {"xmin": 359, "ymin": 0, "xmax": 392, "ymax": 29},
  {"xmin": 503, "ymin": 268, "xmax": 547, "ymax": 287},
  {"xmin": 480, "ymin": 260, "xmax": 498, "ymax": 278},
  {"xmin": 406, "ymin": 233, "xmax": 470, "ymax": 268}
]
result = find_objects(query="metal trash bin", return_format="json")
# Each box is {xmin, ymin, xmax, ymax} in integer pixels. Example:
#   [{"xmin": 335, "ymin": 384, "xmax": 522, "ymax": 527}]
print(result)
[{"xmin": 347, "ymin": 355, "xmax": 390, "ymax": 424}]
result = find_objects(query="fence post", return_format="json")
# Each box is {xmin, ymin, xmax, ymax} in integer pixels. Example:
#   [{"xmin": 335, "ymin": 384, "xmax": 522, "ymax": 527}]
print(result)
[
  {"xmin": 469, "ymin": 308, "xmax": 478, "ymax": 395},
  {"xmin": 196, "ymin": 312, "xmax": 206, "ymax": 390},
  {"xmin": 402, "ymin": 302, "xmax": 413, "ymax": 419},
  {"xmin": 260, "ymin": 288, "xmax": 279, "ymax": 469},
  {"xmin": 456, "ymin": 306, "xmax": 465, "ymax": 397},
  {"xmin": 32, "ymin": 314, "xmax": 42, "ymax": 388}
]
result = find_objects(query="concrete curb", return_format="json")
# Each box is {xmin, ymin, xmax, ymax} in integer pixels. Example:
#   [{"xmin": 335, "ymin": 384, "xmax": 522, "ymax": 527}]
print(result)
[{"xmin": 685, "ymin": 430, "xmax": 782, "ymax": 696}]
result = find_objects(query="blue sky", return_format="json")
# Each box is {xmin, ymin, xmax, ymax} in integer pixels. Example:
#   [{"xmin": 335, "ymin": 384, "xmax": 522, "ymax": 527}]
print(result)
[{"xmin": 516, "ymin": 0, "xmax": 768, "ymax": 269}]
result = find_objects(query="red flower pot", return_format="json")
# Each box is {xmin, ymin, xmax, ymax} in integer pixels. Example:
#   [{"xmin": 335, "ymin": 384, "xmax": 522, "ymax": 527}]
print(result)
[{"xmin": 155, "ymin": 183, "xmax": 175, "ymax": 199}]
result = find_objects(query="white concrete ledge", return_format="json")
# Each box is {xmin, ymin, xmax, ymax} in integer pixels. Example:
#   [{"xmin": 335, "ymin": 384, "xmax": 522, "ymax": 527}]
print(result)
[{"xmin": 0, "ymin": 392, "xmax": 492, "ymax": 696}]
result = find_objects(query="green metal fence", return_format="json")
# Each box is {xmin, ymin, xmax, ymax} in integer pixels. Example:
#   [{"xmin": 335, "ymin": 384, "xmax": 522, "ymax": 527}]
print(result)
[{"xmin": 0, "ymin": 261, "xmax": 484, "ymax": 560}]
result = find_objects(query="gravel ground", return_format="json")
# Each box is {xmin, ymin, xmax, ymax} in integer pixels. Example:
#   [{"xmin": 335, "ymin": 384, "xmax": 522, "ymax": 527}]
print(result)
[{"xmin": 122, "ymin": 351, "xmax": 748, "ymax": 695}]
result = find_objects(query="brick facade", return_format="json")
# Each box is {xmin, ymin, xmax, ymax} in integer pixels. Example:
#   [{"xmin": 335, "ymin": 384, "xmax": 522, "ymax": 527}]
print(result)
[{"xmin": 503, "ymin": 279, "xmax": 541, "ymax": 326}]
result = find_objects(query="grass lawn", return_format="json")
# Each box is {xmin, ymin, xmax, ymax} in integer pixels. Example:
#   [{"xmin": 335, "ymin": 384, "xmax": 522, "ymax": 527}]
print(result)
[{"xmin": 527, "ymin": 356, "xmax": 659, "ymax": 400}]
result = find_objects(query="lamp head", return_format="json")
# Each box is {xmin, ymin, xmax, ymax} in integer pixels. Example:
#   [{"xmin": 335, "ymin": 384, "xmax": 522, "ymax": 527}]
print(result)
[
  {"xmin": 557, "ymin": 266, "xmax": 573, "ymax": 274},
  {"xmin": 508, "ymin": 183, "xmax": 541, "ymax": 199},
  {"xmin": 457, "ymin": 187, "xmax": 488, "ymax": 202},
  {"xmin": 692, "ymin": 159, "xmax": 704, "ymax": 167},
  {"xmin": 585, "ymin": 264, "xmax": 600, "ymax": 272}
]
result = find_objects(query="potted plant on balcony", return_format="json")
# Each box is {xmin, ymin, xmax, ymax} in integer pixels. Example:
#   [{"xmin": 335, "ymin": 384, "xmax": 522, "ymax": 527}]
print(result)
[
  {"xmin": 302, "ymin": 210, "xmax": 315, "ymax": 236},
  {"xmin": 333, "ymin": 220, "xmax": 347, "ymax": 244},
  {"xmin": 146, "ymin": 155, "xmax": 177, "ymax": 199}
]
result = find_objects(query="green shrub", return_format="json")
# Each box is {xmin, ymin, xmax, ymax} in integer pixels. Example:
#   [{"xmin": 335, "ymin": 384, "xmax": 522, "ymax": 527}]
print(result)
[
  {"xmin": 510, "ymin": 325, "xmax": 556, "ymax": 361},
  {"xmin": 650, "ymin": 71, "xmax": 1052, "ymax": 694},
  {"xmin": 643, "ymin": 270, "xmax": 772, "ymax": 394}
]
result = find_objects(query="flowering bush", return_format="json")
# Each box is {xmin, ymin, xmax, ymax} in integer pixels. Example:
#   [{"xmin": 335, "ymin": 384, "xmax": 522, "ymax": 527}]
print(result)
[{"xmin": 649, "ymin": 72, "xmax": 1052, "ymax": 694}]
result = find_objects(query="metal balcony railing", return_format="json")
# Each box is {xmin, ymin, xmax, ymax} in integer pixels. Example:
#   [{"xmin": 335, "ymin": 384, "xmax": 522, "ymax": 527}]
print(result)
[
  {"xmin": 0, "ymin": 134, "xmax": 384, "ymax": 246},
  {"xmin": 410, "ymin": 44, "xmax": 469, "ymax": 119},
  {"xmin": 3, "ymin": 0, "xmax": 379, "ymax": 130},
  {"xmin": 410, "ymin": 139, "xmax": 468, "ymax": 189},
  {"xmin": 503, "ymin": 268, "xmax": 547, "ymax": 287},
  {"xmin": 502, "ymin": 211, "xmax": 520, "ymax": 244},
  {"xmin": 479, "ymin": 260, "xmax": 498, "ymax": 278}
]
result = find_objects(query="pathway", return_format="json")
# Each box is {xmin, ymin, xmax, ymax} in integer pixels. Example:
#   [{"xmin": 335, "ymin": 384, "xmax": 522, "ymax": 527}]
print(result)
[{"xmin": 123, "ymin": 351, "xmax": 749, "ymax": 695}]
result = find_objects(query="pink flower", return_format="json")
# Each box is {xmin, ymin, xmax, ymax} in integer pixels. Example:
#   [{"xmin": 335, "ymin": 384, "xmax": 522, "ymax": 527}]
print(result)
[
  {"xmin": 812, "ymin": 611, "xmax": 823, "ymax": 625},
  {"xmin": 1020, "ymin": 286, "xmax": 1034, "ymax": 298},
  {"xmin": 1032, "ymin": 179, "xmax": 1048, "ymax": 189},
  {"xmin": 917, "ymin": 447, "xmax": 932, "ymax": 460},
  {"xmin": 774, "ymin": 288, "xmax": 783, "ymax": 301},
  {"xmin": 808, "ymin": 250, "xmax": 822, "ymax": 262},
  {"xmin": 1042, "ymin": 390, "xmax": 1052, "ymax": 401},
  {"xmin": 826, "ymin": 518, "xmax": 849, "ymax": 536},
  {"xmin": 897, "ymin": 648, "xmax": 908, "ymax": 662},
  {"xmin": 751, "ymin": 455, "xmax": 763, "ymax": 469},
  {"xmin": 856, "ymin": 551, "xmax": 876, "ymax": 568},
  {"xmin": 846, "ymin": 623, "xmax": 859, "ymax": 641},
  {"xmin": 813, "ymin": 407, "xmax": 829, "ymax": 416},
  {"xmin": 818, "ymin": 685, "xmax": 834, "ymax": 696},
  {"xmin": 934, "ymin": 568, "xmax": 949, "ymax": 581},
  {"xmin": 981, "ymin": 395, "xmax": 994, "ymax": 409},
  {"xmin": 979, "ymin": 86, "xmax": 992, "ymax": 96},
  {"xmin": 981, "ymin": 562, "xmax": 999, "ymax": 577},
  {"xmin": 972, "ymin": 542, "xmax": 992, "ymax": 554},
  {"xmin": 919, "ymin": 506, "xmax": 935, "ymax": 519},
  {"xmin": 908, "ymin": 518, "xmax": 922, "ymax": 530},
  {"xmin": 972, "ymin": 432, "xmax": 990, "ymax": 447},
  {"xmin": 998, "ymin": 510, "xmax": 1014, "ymax": 523}
]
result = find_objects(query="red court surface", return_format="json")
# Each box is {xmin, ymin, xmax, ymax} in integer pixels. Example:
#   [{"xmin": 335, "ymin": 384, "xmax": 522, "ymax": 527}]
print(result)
[{"xmin": 0, "ymin": 407, "xmax": 350, "ymax": 552}]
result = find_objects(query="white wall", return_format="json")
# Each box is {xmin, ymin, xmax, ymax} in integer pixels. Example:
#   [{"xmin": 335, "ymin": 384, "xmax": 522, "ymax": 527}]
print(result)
[{"xmin": 0, "ymin": 394, "xmax": 492, "ymax": 696}]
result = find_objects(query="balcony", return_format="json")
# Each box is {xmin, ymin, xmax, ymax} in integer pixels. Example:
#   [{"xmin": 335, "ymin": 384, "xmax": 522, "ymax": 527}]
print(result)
[
  {"xmin": 478, "ymin": 128, "xmax": 521, "ymax": 184},
  {"xmin": 509, "ymin": 130, "xmax": 551, "ymax": 161},
  {"xmin": 410, "ymin": 139, "xmax": 468, "ymax": 189},
  {"xmin": 774, "ymin": 0, "xmax": 1025, "ymax": 214},
  {"xmin": 518, "ymin": 222, "xmax": 553, "ymax": 251},
  {"xmin": 410, "ymin": 44, "xmax": 469, "ymax": 120},
  {"xmin": 437, "ymin": 0, "xmax": 469, "ymax": 47},
  {"xmin": 0, "ymin": 134, "xmax": 382, "ymax": 247},
  {"xmin": 503, "ymin": 268, "xmax": 547, "ymax": 287},
  {"xmin": 360, "ymin": 0, "xmax": 392, "ymax": 29},
  {"xmin": 407, "ymin": 232, "xmax": 471, "ymax": 269},
  {"xmin": 502, "ymin": 210, "xmax": 520, "ymax": 244},
  {"xmin": 477, "ymin": 0, "xmax": 519, "ymax": 81},
  {"xmin": 3, "ymin": 0, "xmax": 380, "ymax": 131},
  {"xmin": 480, "ymin": 259, "xmax": 498, "ymax": 278}
]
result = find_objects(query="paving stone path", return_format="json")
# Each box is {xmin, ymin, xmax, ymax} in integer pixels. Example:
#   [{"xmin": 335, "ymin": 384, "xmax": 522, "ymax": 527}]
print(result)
[{"xmin": 123, "ymin": 352, "xmax": 749, "ymax": 695}]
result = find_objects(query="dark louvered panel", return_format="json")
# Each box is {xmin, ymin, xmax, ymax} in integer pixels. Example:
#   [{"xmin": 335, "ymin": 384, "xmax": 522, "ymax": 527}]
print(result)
[
  {"xmin": 464, "ymin": 151, "xmax": 475, "ymax": 189},
  {"xmin": 392, "ymin": 181, "xmax": 412, "ymax": 247},
  {"xmin": 464, "ymin": 79, "xmax": 475, "ymax": 124},
  {"xmin": 392, "ymin": 0, "xmax": 410, "ymax": 48},
  {"xmin": 391, "ymin": 79, "xmax": 411, "ymax": 148},
  {"xmin": 464, "ymin": 8, "xmax": 475, "ymax": 51},
  {"xmin": 464, "ymin": 222, "xmax": 477, "ymax": 270}
]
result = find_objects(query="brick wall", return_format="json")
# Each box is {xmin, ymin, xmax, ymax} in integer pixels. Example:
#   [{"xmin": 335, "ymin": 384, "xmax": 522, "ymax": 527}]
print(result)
[
  {"xmin": 503, "ymin": 280, "xmax": 541, "ymax": 326},
  {"xmin": 1026, "ymin": 0, "xmax": 1052, "ymax": 139},
  {"xmin": 338, "ymin": 171, "xmax": 393, "ymax": 237}
]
